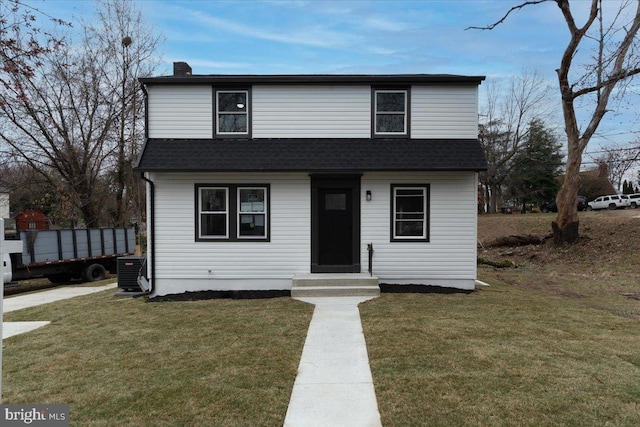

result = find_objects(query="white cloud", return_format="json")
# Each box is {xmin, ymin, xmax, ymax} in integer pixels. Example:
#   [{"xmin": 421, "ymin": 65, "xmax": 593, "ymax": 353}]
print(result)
[{"xmin": 185, "ymin": 9, "xmax": 358, "ymax": 49}]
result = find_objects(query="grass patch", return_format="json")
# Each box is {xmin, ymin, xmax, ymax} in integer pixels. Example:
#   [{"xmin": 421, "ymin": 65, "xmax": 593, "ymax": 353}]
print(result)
[
  {"xmin": 3, "ymin": 291, "xmax": 313, "ymax": 426},
  {"xmin": 362, "ymin": 211, "xmax": 640, "ymax": 426},
  {"xmin": 361, "ymin": 286, "xmax": 640, "ymax": 426}
]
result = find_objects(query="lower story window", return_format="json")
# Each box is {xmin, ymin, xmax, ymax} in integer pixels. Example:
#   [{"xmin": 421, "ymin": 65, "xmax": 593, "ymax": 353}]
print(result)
[
  {"xmin": 199, "ymin": 187, "xmax": 228, "ymax": 239},
  {"xmin": 391, "ymin": 184, "xmax": 429, "ymax": 241},
  {"xmin": 238, "ymin": 187, "xmax": 267, "ymax": 238},
  {"xmin": 196, "ymin": 184, "xmax": 270, "ymax": 241}
]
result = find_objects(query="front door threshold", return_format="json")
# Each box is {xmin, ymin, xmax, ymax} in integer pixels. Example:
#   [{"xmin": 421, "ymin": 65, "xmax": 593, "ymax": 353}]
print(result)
[{"xmin": 311, "ymin": 264, "xmax": 361, "ymax": 274}]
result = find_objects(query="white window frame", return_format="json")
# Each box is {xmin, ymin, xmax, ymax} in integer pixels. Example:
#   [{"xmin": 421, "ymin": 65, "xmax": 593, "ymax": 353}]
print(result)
[
  {"xmin": 392, "ymin": 185, "xmax": 428, "ymax": 241},
  {"xmin": 237, "ymin": 186, "xmax": 268, "ymax": 240},
  {"xmin": 216, "ymin": 90, "xmax": 249, "ymax": 136},
  {"xmin": 374, "ymin": 89, "xmax": 408, "ymax": 136},
  {"xmin": 198, "ymin": 186, "xmax": 229, "ymax": 239}
]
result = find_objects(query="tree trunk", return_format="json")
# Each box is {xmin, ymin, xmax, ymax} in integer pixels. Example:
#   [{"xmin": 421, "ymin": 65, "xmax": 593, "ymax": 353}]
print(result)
[
  {"xmin": 553, "ymin": 139, "xmax": 582, "ymax": 244},
  {"xmin": 551, "ymin": 220, "xmax": 579, "ymax": 245}
]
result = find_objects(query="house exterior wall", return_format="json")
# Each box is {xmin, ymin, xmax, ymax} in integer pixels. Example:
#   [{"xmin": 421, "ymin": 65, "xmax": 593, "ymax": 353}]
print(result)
[
  {"xmin": 146, "ymin": 171, "xmax": 478, "ymax": 296},
  {"xmin": 145, "ymin": 84, "xmax": 479, "ymax": 139},
  {"xmin": 411, "ymin": 86, "xmax": 479, "ymax": 139},
  {"xmin": 148, "ymin": 172, "xmax": 311, "ymax": 295},
  {"xmin": 147, "ymin": 85, "xmax": 213, "ymax": 139},
  {"xmin": 14, "ymin": 208, "xmax": 49, "ymax": 231},
  {"xmin": 252, "ymin": 85, "xmax": 371, "ymax": 138},
  {"xmin": 361, "ymin": 171, "xmax": 477, "ymax": 289}
]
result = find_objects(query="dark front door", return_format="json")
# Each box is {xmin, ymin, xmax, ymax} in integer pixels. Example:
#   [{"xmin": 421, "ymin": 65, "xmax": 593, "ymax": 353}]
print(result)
[{"xmin": 311, "ymin": 177, "xmax": 360, "ymax": 273}]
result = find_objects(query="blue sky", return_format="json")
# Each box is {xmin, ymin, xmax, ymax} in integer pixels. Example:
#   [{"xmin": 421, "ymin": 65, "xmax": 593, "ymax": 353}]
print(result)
[
  {"xmin": 40, "ymin": 0, "xmax": 568, "ymax": 77},
  {"xmin": 35, "ymin": 0, "xmax": 640, "ymax": 158}
]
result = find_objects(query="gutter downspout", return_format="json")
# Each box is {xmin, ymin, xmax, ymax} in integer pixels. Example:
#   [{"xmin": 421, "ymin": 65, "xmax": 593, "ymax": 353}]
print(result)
[
  {"xmin": 137, "ymin": 82, "xmax": 154, "ymax": 295},
  {"xmin": 140, "ymin": 173, "xmax": 155, "ymax": 295}
]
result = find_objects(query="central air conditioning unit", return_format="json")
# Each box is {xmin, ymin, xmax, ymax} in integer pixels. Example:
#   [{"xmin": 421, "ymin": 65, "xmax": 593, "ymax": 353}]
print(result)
[{"xmin": 117, "ymin": 256, "xmax": 145, "ymax": 293}]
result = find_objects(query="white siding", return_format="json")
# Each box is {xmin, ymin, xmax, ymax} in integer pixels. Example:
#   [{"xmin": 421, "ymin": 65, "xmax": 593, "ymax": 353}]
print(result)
[
  {"xmin": 145, "ymin": 84, "xmax": 480, "ymax": 140},
  {"xmin": 252, "ymin": 85, "xmax": 371, "ymax": 138},
  {"xmin": 361, "ymin": 171, "xmax": 478, "ymax": 289},
  {"xmin": 148, "ymin": 172, "xmax": 310, "ymax": 295},
  {"xmin": 145, "ymin": 171, "xmax": 479, "ymax": 295},
  {"xmin": 411, "ymin": 86, "xmax": 479, "ymax": 139},
  {"xmin": 147, "ymin": 85, "xmax": 212, "ymax": 139}
]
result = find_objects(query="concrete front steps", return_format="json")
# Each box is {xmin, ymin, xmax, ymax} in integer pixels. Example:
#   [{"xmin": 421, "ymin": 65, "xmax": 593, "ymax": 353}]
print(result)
[{"xmin": 291, "ymin": 273, "xmax": 380, "ymax": 298}]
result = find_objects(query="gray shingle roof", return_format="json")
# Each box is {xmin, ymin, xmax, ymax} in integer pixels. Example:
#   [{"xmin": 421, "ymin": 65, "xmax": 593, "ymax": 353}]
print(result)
[{"xmin": 134, "ymin": 138, "xmax": 487, "ymax": 172}]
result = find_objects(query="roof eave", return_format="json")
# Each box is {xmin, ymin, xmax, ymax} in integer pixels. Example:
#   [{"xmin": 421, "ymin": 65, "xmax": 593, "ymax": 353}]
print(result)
[
  {"xmin": 134, "ymin": 167, "xmax": 488, "ymax": 173},
  {"xmin": 139, "ymin": 74, "xmax": 486, "ymax": 86}
]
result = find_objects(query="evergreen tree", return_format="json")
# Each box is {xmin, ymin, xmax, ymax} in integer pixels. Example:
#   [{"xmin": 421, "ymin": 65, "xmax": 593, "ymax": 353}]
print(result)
[{"xmin": 507, "ymin": 119, "xmax": 564, "ymax": 211}]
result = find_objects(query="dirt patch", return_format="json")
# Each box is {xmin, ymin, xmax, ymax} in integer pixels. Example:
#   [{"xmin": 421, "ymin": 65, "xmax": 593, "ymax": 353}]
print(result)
[
  {"xmin": 479, "ymin": 209, "xmax": 640, "ymax": 269},
  {"xmin": 478, "ymin": 209, "xmax": 640, "ymax": 298}
]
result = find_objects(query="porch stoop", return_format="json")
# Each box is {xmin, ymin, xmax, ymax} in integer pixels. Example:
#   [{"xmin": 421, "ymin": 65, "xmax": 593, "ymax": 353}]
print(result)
[{"xmin": 291, "ymin": 273, "xmax": 380, "ymax": 298}]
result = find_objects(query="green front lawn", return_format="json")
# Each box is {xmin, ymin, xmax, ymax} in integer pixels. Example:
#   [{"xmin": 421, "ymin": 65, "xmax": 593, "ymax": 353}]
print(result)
[
  {"xmin": 360, "ymin": 280, "xmax": 640, "ymax": 426},
  {"xmin": 3, "ymin": 292, "xmax": 313, "ymax": 426}
]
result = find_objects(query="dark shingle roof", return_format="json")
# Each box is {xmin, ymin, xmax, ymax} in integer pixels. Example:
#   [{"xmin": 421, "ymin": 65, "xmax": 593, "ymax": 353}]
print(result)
[
  {"xmin": 139, "ymin": 74, "xmax": 485, "ymax": 86},
  {"xmin": 134, "ymin": 138, "xmax": 487, "ymax": 172}
]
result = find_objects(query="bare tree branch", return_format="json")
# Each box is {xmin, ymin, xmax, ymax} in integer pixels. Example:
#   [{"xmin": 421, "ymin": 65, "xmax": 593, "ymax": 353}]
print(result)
[{"xmin": 465, "ymin": 0, "xmax": 550, "ymax": 30}]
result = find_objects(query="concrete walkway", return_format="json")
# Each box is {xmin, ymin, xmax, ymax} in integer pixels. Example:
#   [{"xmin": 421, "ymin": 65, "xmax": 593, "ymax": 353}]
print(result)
[
  {"xmin": 2, "ymin": 283, "xmax": 117, "ymax": 339},
  {"xmin": 285, "ymin": 296, "xmax": 382, "ymax": 427}
]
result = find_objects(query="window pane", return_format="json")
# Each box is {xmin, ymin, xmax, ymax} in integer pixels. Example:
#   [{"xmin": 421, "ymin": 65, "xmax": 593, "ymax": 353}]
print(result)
[
  {"xmin": 239, "ymin": 189, "xmax": 265, "ymax": 212},
  {"xmin": 201, "ymin": 214, "xmax": 226, "ymax": 237},
  {"xmin": 377, "ymin": 92, "xmax": 405, "ymax": 112},
  {"xmin": 239, "ymin": 214, "xmax": 265, "ymax": 236},
  {"xmin": 396, "ymin": 221, "xmax": 424, "ymax": 237},
  {"xmin": 325, "ymin": 194, "xmax": 346, "ymax": 210},
  {"xmin": 218, "ymin": 114, "xmax": 247, "ymax": 133},
  {"xmin": 376, "ymin": 114, "xmax": 405, "ymax": 133},
  {"xmin": 396, "ymin": 195, "xmax": 424, "ymax": 213},
  {"xmin": 201, "ymin": 189, "xmax": 226, "ymax": 212},
  {"xmin": 218, "ymin": 92, "xmax": 247, "ymax": 112}
]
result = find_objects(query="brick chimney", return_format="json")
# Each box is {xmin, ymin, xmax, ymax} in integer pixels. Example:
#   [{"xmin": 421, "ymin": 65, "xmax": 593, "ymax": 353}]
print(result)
[{"xmin": 173, "ymin": 62, "xmax": 192, "ymax": 76}]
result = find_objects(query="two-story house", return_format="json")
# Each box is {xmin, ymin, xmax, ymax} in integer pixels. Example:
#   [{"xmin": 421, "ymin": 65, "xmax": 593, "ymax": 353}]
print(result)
[{"xmin": 134, "ymin": 63, "xmax": 487, "ymax": 298}]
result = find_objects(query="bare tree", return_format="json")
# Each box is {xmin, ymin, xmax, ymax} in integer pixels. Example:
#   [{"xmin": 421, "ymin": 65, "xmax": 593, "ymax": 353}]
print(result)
[
  {"xmin": 479, "ymin": 70, "xmax": 554, "ymax": 212},
  {"xmin": 0, "ymin": 35, "xmax": 118, "ymax": 226},
  {"xmin": 0, "ymin": 0, "xmax": 161, "ymax": 228},
  {"xmin": 471, "ymin": 0, "xmax": 640, "ymax": 244},
  {"xmin": 592, "ymin": 142, "xmax": 640, "ymax": 190},
  {"xmin": 0, "ymin": 0, "xmax": 70, "ymax": 88},
  {"xmin": 87, "ymin": 0, "xmax": 162, "ymax": 227},
  {"xmin": 0, "ymin": 0, "xmax": 69, "ymax": 166}
]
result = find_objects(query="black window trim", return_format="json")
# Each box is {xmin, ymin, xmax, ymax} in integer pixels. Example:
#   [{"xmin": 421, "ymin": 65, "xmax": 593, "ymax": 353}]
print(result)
[
  {"xmin": 372, "ymin": 87, "xmax": 410, "ymax": 138},
  {"xmin": 390, "ymin": 183, "xmax": 430, "ymax": 242},
  {"xmin": 195, "ymin": 183, "xmax": 270, "ymax": 242},
  {"xmin": 213, "ymin": 87, "xmax": 252, "ymax": 138}
]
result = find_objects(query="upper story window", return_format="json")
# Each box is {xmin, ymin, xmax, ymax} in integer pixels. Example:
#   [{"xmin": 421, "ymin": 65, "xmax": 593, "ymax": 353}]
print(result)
[
  {"xmin": 215, "ymin": 89, "xmax": 250, "ymax": 137},
  {"xmin": 374, "ymin": 89, "xmax": 408, "ymax": 136}
]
